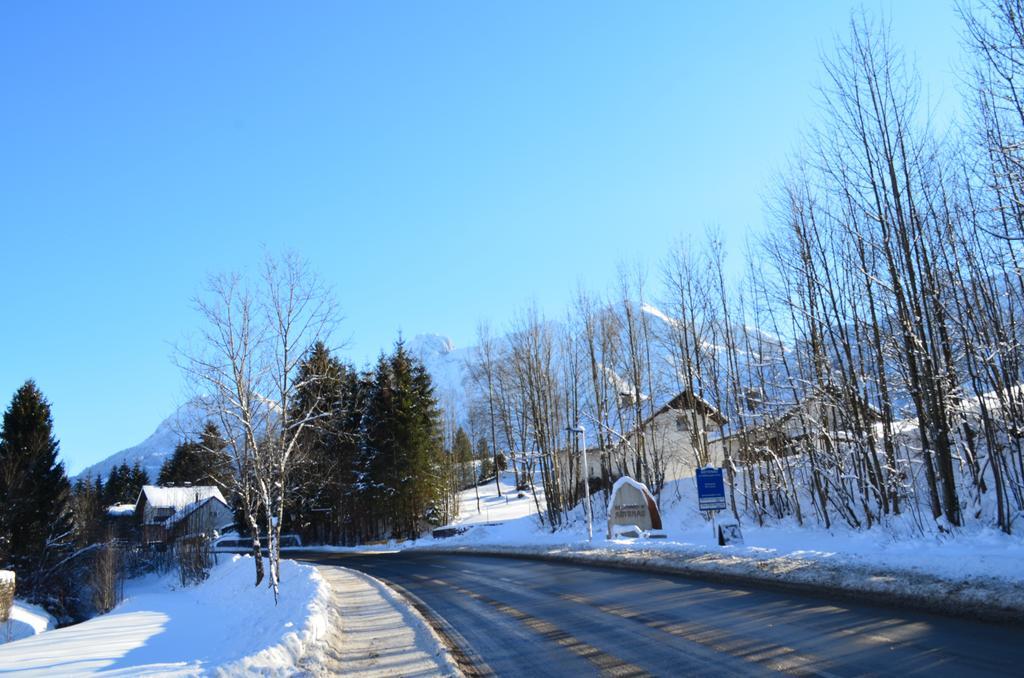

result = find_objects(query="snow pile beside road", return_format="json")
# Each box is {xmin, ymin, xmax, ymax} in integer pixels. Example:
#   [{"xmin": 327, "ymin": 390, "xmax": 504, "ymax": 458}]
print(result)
[
  {"xmin": 0, "ymin": 555, "xmax": 330, "ymax": 676},
  {"xmin": 1, "ymin": 600, "xmax": 55, "ymax": 645}
]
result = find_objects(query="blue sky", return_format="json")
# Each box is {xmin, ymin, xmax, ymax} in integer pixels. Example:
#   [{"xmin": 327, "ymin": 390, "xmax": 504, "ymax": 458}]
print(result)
[{"xmin": 0, "ymin": 2, "xmax": 964, "ymax": 474}]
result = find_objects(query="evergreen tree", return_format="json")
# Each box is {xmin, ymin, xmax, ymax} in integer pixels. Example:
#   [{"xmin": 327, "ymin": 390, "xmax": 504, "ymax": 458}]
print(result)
[
  {"xmin": 127, "ymin": 462, "xmax": 150, "ymax": 501},
  {"xmin": 287, "ymin": 342, "xmax": 356, "ymax": 543},
  {"xmin": 453, "ymin": 427, "xmax": 474, "ymax": 488},
  {"xmin": 103, "ymin": 463, "xmax": 130, "ymax": 506},
  {"xmin": 0, "ymin": 381, "xmax": 74, "ymax": 597},
  {"xmin": 361, "ymin": 341, "xmax": 445, "ymax": 539},
  {"xmin": 157, "ymin": 422, "xmax": 232, "ymax": 491},
  {"xmin": 70, "ymin": 476, "xmax": 106, "ymax": 548}
]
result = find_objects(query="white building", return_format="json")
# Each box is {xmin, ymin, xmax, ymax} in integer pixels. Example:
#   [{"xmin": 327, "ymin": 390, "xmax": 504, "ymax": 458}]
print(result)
[
  {"xmin": 135, "ymin": 485, "xmax": 229, "ymax": 543},
  {"xmin": 568, "ymin": 391, "xmax": 727, "ymax": 486}
]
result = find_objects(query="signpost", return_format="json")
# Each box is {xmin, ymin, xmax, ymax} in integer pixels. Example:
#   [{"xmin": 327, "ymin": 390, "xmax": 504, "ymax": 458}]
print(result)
[
  {"xmin": 696, "ymin": 467, "xmax": 726, "ymax": 511},
  {"xmin": 696, "ymin": 467, "xmax": 740, "ymax": 545}
]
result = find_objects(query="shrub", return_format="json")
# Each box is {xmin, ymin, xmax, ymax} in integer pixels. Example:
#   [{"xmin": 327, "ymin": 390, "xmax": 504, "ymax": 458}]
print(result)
[
  {"xmin": 89, "ymin": 543, "xmax": 123, "ymax": 615},
  {"xmin": 0, "ymin": 570, "xmax": 15, "ymax": 623},
  {"xmin": 175, "ymin": 536, "xmax": 212, "ymax": 586}
]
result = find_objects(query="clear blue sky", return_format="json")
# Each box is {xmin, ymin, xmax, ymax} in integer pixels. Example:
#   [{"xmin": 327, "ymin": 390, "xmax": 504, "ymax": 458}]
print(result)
[{"xmin": 0, "ymin": 1, "xmax": 964, "ymax": 475}]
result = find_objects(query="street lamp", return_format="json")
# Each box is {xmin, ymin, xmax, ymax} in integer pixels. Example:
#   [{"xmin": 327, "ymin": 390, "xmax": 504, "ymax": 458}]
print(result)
[{"xmin": 567, "ymin": 424, "xmax": 592, "ymax": 541}]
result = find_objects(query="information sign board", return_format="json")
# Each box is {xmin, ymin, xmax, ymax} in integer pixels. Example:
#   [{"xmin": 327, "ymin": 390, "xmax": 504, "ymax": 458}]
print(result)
[{"xmin": 696, "ymin": 467, "xmax": 727, "ymax": 511}]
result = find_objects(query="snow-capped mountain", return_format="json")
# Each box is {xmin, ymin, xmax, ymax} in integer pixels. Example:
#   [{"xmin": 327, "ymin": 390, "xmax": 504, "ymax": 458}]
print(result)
[
  {"xmin": 76, "ymin": 400, "xmax": 211, "ymax": 483},
  {"xmin": 407, "ymin": 333, "xmax": 473, "ymax": 414},
  {"xmin": 78, "ymin": 335, "xmax": 473, "ymax": 484},
  {"xmin": 79, "ymin": 315, "xmax": 762, "ymax": 483}
]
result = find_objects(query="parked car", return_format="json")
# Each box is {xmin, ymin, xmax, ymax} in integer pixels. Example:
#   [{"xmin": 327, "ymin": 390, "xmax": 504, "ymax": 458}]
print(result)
[{"xmin": 210, "ymin": 533, "xmax": 302, "ymax": 553}]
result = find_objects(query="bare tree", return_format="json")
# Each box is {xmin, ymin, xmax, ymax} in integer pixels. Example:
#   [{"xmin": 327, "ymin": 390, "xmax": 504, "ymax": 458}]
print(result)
[{"xmin": 179, "ymin": 251, "xmax": 338, "ymax": 598}]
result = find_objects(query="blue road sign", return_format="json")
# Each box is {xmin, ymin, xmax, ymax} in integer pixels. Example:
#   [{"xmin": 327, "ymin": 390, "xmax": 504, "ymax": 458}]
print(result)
[{"xmin": 696, "ymin": 467, "xmax": 727, "ymax": 511}]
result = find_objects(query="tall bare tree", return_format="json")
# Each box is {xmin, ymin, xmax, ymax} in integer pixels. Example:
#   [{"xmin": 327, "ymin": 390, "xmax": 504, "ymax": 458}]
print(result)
[{"xmin": 180, "ymin": 252, "xmax": 338, "ymax": 598}]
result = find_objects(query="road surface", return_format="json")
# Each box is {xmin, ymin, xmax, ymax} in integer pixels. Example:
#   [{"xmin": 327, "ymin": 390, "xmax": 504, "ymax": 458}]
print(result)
[{"xmin": 296, "ymin": 550, "xmax": 1024, "ymax": 677}]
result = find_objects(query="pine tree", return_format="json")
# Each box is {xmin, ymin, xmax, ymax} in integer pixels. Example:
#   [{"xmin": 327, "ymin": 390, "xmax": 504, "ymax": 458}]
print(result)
[
  {"xmin": 358, "ymin": 340, "xmax": 445, "ymax": 540},
  {"xmin": 127, "ymin": 462, "xmax": 150, "ymax": 501},
  {"xmin": 0, "ymin": 381, "xmax": 74, "ymax": 596},
  {"xmin": 157, "ymin": 422, "xmax": 232, "ymax": 491},
  {"xmin": 70, "ymin": 476, "xmax": 106, "ymax": 548},
  {"xmin": 103, "ymin": 463, "xmax": 131, "ymax": 506},
  {"xmin": 453, "ymin": 427, "xmax": 474, "ymax": 488},
  {"xmin": 288, "ymin": 342, "xmax": 355, "ymax": 543}
]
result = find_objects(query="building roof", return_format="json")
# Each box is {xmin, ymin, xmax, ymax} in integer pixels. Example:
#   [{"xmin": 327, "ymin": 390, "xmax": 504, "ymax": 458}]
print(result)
[
  {"xmin": 106, "ymin": 503, "xmax": 136, "ymax": 517},
  {"xmin": 163, "ymin": 495, "xmax": 232, "ymax": 531},
  {"xmin": 137, "ymin": 485, "xmax": 226, "ymax": 512},
  {"xmin": 715, "ymin": 382, "xmax": 881, "ymax": 442},
  {"xmin": 652, "ymin": 390, "xmax": 728, "ymax": 426}
]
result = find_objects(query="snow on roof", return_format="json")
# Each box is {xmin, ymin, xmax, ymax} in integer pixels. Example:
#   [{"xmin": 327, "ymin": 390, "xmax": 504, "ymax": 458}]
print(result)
[
  {"xmin": 0, "ymin": 570, "xmax": 14, "ymax": 584},
  {"xmin": 163, "ymin": 495, "xmax": 230, "ymax": 530},
  {"xmin": 139, "ymin": 485, "xmax": 225, "ymax": 511},
  {"xmin": 107, "ymin": 503, "xmax": 136, "ymax": 517}
]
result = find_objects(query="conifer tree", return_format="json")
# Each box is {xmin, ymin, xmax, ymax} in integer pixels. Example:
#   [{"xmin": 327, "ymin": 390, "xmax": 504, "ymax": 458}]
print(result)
[
  {"xmin": 453, "ymin": 427, "xmax": 474, "ymax": 488},
  {"xmin": 127, "ymin": 462, "xmax": 150, "ymax": 501},
  {"xmin": 288, "ymin": 342, "xmax": 354, "ymax": 542},
  {"xmin": 0, "ymin": 381, "xmax": 73, "ymax": 596},
  {"xmin": 157, "ymin": 422, "xmax": 232, "ymax": 491},
  {"xmin": 361, "ymin": 341, "xmax": 445, "ymax": 539},
  {"xmin": 70, "ymin": 476, "xmax": 107, "ymax": 548},
  {"xmin": 103, "ymin": 463, "xmax": 132, "ymax": 506}
]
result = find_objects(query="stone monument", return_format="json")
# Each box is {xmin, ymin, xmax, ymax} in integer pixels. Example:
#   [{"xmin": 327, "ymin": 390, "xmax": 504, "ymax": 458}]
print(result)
[{"xmin": 607, "ymin": 476, "xmax": 663, "ymax": 538}]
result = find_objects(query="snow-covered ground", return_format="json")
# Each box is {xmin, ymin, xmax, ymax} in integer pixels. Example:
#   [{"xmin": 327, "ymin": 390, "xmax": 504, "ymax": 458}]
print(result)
[
  {"xmin": 0, "ymin": 555, "xmax": 329, "ymax": 676},
  {"xmin": 301, "ymin": 565, "xmax": 460, "ymax": 676},
  {"xmin": 414, "ymin": 470, "xmax": 1024, "ymax": 618},
  {"xmin": 2, "ymin": 600, "xmax": 55, "ymax": 645}
]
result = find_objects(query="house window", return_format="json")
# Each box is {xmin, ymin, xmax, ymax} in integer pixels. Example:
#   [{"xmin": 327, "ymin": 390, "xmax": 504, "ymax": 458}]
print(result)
[{"xmin": 676, "ymin": 416, "xmax": 689, "ymax": 432}]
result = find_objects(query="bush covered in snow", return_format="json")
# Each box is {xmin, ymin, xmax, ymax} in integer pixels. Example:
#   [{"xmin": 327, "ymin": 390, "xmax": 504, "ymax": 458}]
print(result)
[{"xmin": 0, "ymin": 570, "xmax": 13, "ymax": 623}]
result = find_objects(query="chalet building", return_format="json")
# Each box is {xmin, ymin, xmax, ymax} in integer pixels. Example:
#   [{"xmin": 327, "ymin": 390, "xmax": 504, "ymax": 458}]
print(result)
[
  {"xmin": 135, "ymin": 485, "xmax": 229, "ymax": 544},
  {"xmin": 105, "ymin": 503, "xmax": 138, "ymax": 542},
  {"xmin": 712, "ymin": 384, "xmax": 881, "ymax": 463},
  {"xmin": 568, "ymin": 391, "xmax": 727, "ymax": 485},
  {"xmin": 613, "ymin": 390, "xmax": 728, "ymax": 483},
  {"xmin": 163, "ymin": 495, "xmax": 235, "ymax": 543}
]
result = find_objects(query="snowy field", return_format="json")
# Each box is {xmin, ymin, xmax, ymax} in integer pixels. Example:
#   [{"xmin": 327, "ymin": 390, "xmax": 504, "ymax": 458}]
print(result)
[
  {"xmin": 412, "ymin": 470, "xmax": 1024, "ymax": 618},
  {"xmin": 0, "ymin": 555, "xmax": 329, "ymax": 676}
]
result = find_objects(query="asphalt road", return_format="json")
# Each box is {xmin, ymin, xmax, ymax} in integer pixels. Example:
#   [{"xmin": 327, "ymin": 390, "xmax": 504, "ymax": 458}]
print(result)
[{"xmin": 296, "ymin": 551, "xmax": 1024, "ymax": 677}]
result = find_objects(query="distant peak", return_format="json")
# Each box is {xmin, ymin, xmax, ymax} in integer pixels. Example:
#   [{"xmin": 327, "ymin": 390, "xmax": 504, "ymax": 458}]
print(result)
[{"xmin": 409, "ymin": 333, "xmax": 455, "ymax": 357}]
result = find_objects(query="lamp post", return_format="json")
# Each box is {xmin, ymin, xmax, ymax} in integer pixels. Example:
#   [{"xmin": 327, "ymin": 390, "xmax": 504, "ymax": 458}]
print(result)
[{"xmin": 567, "ymin": 424, "xmax": 592, "ymax": 541}]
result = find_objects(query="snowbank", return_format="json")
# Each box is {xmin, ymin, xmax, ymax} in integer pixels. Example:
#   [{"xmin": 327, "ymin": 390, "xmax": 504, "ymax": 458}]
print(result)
[
  {"xmin": 1, "ymin": 600, "xmax": 55, "ymax": 645},
  {"xmin": 0, "ymin": 555, "xmax": 329, "ymax": 676}
]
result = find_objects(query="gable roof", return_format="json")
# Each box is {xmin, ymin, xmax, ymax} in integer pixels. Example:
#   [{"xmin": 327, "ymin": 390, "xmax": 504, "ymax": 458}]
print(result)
[
  {"xmin": 163, "ymin": 495, "xmax": 232, "ymax": 530},
  {"xmin": 652, "ymin": 390, "xmax": 728, "ymax": 426},
  {"xmin": 716, "ymin": 382, "xmax": 881, "ymax": 442},
  {"xmin": 137, "ymin": 485, "xmax": 226, "ymax": 512},
  {"xmin": 106, "ymin": 503, "xmax": 136, "ymax": 517}
]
